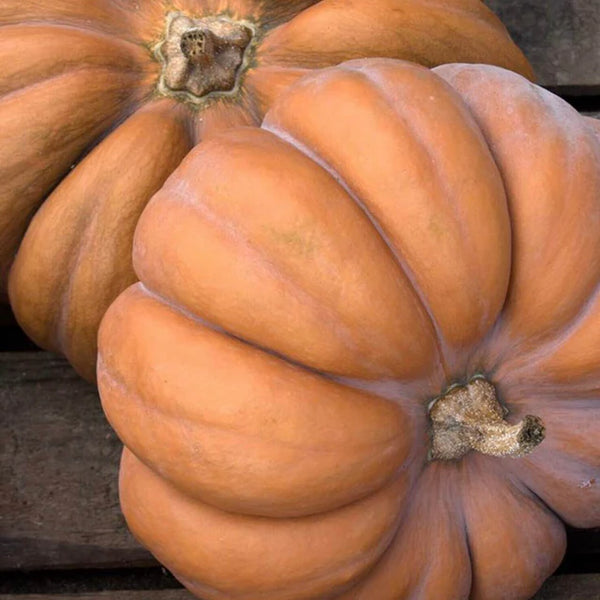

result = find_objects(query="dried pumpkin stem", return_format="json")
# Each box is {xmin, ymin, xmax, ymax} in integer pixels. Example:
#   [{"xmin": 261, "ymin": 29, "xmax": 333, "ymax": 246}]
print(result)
[
  {"xmin": 428, "ymin": 377, "xmax": 545, "ymax": 461},
  {"xmin": 156, "ymin": 12, "xmax": 253, "ymax": 102}
]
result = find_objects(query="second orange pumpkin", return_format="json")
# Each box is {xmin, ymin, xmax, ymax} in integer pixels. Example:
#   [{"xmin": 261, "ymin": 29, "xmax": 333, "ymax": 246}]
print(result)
[{"xmin": 2, "ymin": 0, "xmax": 532, "ymax": 380}]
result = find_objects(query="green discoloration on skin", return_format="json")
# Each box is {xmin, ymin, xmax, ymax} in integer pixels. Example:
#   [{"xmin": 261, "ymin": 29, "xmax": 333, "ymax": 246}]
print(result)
[
  {"xmin": 267, "ymin": 225, "xmax": 318, "ymax": 258},
  {"xmin": 428, "ymin": 215, "xmax": 447, "ymax": 238}
]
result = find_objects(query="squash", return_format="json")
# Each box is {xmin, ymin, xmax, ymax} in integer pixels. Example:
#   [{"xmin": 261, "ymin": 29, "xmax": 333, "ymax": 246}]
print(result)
[
  {"xmin": 97, "ymin": 59, "xmax": 600, "ymax": 599},
  {"xmin": 2, "ymin": 0, "xmax": 533, "ymax": 381}
]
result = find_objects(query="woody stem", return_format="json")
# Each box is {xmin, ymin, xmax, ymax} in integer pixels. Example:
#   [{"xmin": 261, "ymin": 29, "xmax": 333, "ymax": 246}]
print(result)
[
  {"xmin": 428, "ymin": 377, "xmax": 545, "ymax": 461},
  {"xmin": 157, "ymin": 12, "xmax": 253, "ymax": 101}
]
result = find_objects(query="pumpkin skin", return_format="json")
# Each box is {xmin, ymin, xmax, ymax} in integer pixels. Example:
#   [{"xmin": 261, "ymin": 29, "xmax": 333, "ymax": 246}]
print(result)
[
  {"xmin": 1, "ymin": 0, "xmax": 533, "ymax": 383},
  {"xmin": 98, "ymin": 59, "xmax": 600, "ymax": 599}
]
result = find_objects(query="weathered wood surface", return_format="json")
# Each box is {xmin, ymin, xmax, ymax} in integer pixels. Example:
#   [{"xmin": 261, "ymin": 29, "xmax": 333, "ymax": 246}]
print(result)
[
  {"xmin": 0, "ymin": 353, "xmax": 154, "ymax": 571},
  {"xmin": 485, "ymin": 0, "xmax": 600, "ymax": 90},
  {"xmin": 2, "ymin": 353, "xmax": 600, "ymax": 575},
  {"xmin": 0, "ymin": 575, "xmax": 598, "ymax": 599},
  {"xmin": 533, "ymin": 574, "xmax": 600, "ymax": 599}
]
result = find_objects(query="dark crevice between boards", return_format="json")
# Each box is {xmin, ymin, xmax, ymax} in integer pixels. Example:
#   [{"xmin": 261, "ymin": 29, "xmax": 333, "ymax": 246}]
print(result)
[
  {"xmin": 0, "ymin": 306, "xmax": 40, "ymax": 351},
  {"xmin": 553, "ymin": 90, "xmax": 600, "ymax": 112},
  {"xmin": 0, "ymin": 328, "xmax": 40, "ymax": 351},
  {"xmin": 0, "ymin": 567, "xmax": 183, "ymax": 594}
]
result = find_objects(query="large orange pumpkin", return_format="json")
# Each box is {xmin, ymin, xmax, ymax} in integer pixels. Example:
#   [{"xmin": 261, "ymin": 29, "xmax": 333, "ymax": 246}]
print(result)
[
  {"xmin": 98, "ymin": 59, "xmax": 600, "ymax": 599},
  {"xmin": 1, "ymin": 0, "xmax": 532, "ymax": 382}
]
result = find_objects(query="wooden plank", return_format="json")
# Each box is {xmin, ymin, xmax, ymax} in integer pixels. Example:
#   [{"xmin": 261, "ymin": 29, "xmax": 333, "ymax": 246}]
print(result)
[
  {"xmin": 533, "ymin": 574, "xmax": 600, "ymax": 599},
  {"xmin": 2, "ymin": 353, "xmax": 600, "ymax": 575},
  {"xmin": 0, "ymin": 353, "xmax": 155, "ymax": 570},
  {"xmin": 485, "ymin": 0, "xmax": 600, "ymax": 90},
  {"xmin": 0, "ymin": 575, "xmax": 598, "ymax": 599}
]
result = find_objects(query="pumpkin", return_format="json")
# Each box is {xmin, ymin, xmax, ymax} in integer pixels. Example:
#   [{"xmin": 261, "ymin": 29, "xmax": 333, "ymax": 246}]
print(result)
[
  {"xmin": 1, "ymin": 1, "xmax": 532, "ymax": 383},
  {"xmin": 97, "ymin": 59, "xmax": 600, "ymax": 599}
]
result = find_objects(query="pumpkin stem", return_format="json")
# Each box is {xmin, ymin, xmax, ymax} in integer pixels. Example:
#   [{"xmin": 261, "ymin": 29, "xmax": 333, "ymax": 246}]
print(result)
[
  {"xmin": 428, "ymin": 377, "xmax": 544, "ymax": 461},
  {"xmin": 156, "ymin": 12, "xmax": 254, "ymax": 104}
]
